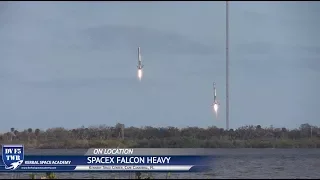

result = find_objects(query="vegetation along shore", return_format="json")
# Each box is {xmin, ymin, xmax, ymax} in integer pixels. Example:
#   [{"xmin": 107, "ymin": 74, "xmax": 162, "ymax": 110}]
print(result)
[{"xmin": 1, "ymin": 123, "xmax": 319, "ymax": 149}]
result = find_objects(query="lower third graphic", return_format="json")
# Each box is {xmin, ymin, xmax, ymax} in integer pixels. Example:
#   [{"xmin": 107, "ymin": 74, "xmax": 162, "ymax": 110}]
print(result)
[{"xmin": 2, "ymin": 144, "xmax": 24, "ymax": 170}]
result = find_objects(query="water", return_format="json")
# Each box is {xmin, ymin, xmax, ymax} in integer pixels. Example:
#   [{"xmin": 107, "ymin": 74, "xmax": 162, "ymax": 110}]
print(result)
[{"xmin": 1, "ymin": 149, "xmax": 320, "ymax": 179}]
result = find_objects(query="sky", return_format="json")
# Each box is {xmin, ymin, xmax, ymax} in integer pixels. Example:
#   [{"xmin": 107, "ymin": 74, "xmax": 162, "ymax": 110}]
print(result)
[{"xmin": 0, "ymin": 2, "xmax": 319, "ymax": 131}]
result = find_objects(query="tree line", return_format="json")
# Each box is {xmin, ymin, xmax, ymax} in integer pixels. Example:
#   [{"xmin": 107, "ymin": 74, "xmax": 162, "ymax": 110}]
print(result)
[{"xmin": 0, "ymin": 123, "xmax": 319, "ymax": 148}]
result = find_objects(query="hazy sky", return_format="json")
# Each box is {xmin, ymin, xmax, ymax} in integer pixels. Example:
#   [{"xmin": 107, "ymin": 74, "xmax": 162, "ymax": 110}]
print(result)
[{"xmin": 0, "ymin": 2, "xmax": 319, "ymax": 131}]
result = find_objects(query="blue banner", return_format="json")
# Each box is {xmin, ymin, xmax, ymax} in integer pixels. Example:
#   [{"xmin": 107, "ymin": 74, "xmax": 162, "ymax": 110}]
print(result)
[{"xmin": 0, "ymin": 155, "xmax": 212, "ymax": 172}]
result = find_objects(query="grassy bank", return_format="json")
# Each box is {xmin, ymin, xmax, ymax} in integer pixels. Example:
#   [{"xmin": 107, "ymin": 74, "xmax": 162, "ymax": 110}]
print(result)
[{"xmin": 1, "ymin": 123, "xmax": 319, "ymax": 148}]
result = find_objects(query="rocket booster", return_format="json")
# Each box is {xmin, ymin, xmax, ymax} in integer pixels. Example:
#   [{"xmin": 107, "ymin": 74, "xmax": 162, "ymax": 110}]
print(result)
[
  {"xmin": 137, "ymin": 47, "xmax": 143, "ymax": 69},
  {"xmin": 212, "ymin": 82, "xmax": 219, "ymax": 117},
  {"xmin": 213, "ymin": 82, "xmax": 219, "ymax": 105},
  {"xmin": 213, "ymin": 82, "xmax": 217, "ymax": 102}
]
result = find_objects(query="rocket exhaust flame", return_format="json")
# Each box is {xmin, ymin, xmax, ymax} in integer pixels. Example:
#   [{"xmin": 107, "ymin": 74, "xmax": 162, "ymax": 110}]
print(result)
[
  {"xmin": 213, "ymin": 103, "xmax": 219, "ymax": 119},
  {"xmin": 138, "ymin": 69, "xmax": 143, "ymax": 81}
]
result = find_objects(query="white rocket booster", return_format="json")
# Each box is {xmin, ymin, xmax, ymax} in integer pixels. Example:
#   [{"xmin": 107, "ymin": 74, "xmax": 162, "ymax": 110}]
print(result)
[
  {"xmin": 212, "ymin": 82, "xmax": 220, "ymax": 117},
  {"xmin": 212, "ymin": 82, "xmax": 219, "ymax": 106},
  {"xmin": 137, "ymin": 47, "xmax": 144, "ymax": 81},
  {"xmin": 137, "ymin": 47, "xmax": 144, "ymax": 69}
]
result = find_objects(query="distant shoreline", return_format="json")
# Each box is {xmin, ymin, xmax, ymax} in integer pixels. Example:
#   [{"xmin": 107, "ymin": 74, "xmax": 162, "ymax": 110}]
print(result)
[{"xmin": 1, "ymin": 123, "xmax": 319, "ymax": 149}]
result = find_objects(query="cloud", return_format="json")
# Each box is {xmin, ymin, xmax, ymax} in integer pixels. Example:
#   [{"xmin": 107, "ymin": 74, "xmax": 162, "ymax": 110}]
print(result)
[
  {"xmin": 82, "ymin": 24, "xmax": 217, "ymax": 55},
  {"xmin": 234, "ymin": 42, "xmax": 274, "ymax": 55},
  {"xmin": 21, "ymin": 77, "xmax": 137, "ymax": 88},
  {"xmin": 298, "ymin": 45, "xmax": 320, "ymax": 55},
  {"xmin": 285, "ymin": 45, "xmax": 320, "ymax": 72},
  {"xmin": 300, "ymin": 58, "xmax": 320, "ymax": 72},
  {"xmin": 0, "ymin": 2, "xmax": 10, "ymax": 20},
  {"xmin": 2, "ymin": 76, "xmax": 170, "ymax": 90}
]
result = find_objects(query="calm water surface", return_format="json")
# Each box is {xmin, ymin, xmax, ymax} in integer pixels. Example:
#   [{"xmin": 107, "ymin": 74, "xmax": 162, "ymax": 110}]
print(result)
[{"xmin": 1, "ymin": 149, "xmax": 319, "ymax": 179}]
